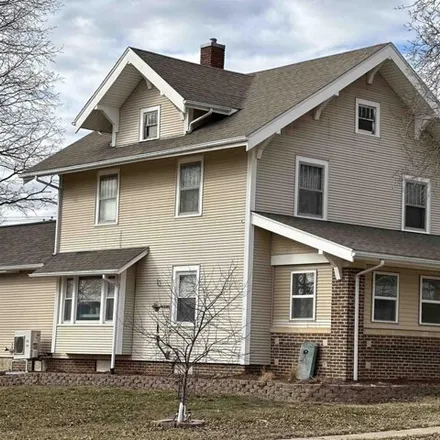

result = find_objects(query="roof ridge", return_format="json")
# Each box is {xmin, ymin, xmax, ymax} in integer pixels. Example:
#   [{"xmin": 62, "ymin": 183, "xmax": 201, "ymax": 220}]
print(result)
[
  {"xmin": 129, "ymin": 46, "xmax": 253, "ymax": 77},
  {"xmin": 0, "ymin": 220, "xmax": 56, "ymax": 229},
  {"xmin": 250, "ymin": 42, "xmax": 391, "ymax": 74}
]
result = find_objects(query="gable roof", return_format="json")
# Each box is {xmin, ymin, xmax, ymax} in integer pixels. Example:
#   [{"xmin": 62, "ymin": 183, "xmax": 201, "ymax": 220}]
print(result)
[
  {"xmin": 23, "ymin": 42, "xmax": 437, "ymax": 177},
  {"xmin": 253, "ymin": 212, "xmax": 440, "ymax": 267},
  {"xmin": 0, "ymin": 221, "xmax": 55, "ymax": 270}
]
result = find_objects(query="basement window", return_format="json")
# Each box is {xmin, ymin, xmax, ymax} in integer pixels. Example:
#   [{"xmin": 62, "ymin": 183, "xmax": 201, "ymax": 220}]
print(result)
[
  {"xmin": 139, "ymin": 106, "xmax": 160, "ymax": 141},
  {"xmin": 420, "ymin": 277, "xmax": 440, "ymax": 325},
  {"xmin": 372, "ymin": 272, "xmax": 399, "ymax": 323},
  {"xmin": 355, "ymin": 98, "xmax": 380, "ymax": 137},
  {"xmin": 290, "ymin": 271, "xmax": 316, "ymax": 320}
]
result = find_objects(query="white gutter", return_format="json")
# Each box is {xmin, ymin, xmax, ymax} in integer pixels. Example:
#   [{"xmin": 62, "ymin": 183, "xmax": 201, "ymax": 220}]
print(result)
[
  {"xmin": 184, "ymin": 100, "xmax": 237, "ymax": 115},
  {"xmin": 0, "ymin": 263, "xmax": 43, "ymax": 271},
  {"xmin": 353, "ymin": 260, "xmax": 384, "ymax": 381},
  {"xmin": 30, "ymin": 269, "xmax": 121, "ymax": 278},
  {"xmin": 103, "ymin": 275, "xmax": 119, "ymax": 374},
  {"xmin": 354, "ymin": 251, "xmax": 440, "ymax": 269},
  {"xmin": 187, "ymin": 109, "xmax": 213, "ymax": 134},
  {"xmin": 21, "ymin": 136, "xmax": 248, "ymax": 178}
]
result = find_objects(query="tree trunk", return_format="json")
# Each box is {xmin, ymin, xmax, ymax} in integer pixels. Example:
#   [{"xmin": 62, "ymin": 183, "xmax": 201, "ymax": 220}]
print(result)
[{"xmin": 177, "ymin": 370, "xmax": 189, "ymax": 423}]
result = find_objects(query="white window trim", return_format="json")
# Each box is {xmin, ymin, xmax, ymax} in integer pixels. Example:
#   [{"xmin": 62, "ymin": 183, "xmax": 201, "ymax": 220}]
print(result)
[
  {"xmin": 139, "ymin": 105, "xmax": 160, "ymax": 141},
  {"xmin": 290, "ymin": 270, "xmax": 317, "ymax": 321},
  {"xmin": 355, "ymin": 98, "xmax": 381, "ymax": 137},
  {"xmin": 59, "ymin": 276, "xmax": 116, "ymax": 325},
  {"xmin": 419, "ymin": 275, "xmax": 440, "ymax": 326},
  {"xmin": 175, "ymin": 155, "xmax": 204, "ymax": 218},
  {"xmin": 371, "ymin": 271, "xmax": 399, "ymax": 324},
  {"xmin": 401, "ymin": 175, "xmax": 431, "ymax": 234},
  {"xmin": 294, "ymin": 156, "xmax": 329, "ymax": 221},
  {"xmin": 171, "ymin": 265, "xmax": 200, "ymax": 324},
  {"xmin": 95, "ymin": 168, "xmax": 120, "ymax": 226}
]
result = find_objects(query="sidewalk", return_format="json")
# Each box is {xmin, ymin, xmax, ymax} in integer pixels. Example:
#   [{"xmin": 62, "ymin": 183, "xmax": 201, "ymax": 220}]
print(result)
[{"xmin": 284, "ymin": 426, "xmax": 440, "ymax": 440}]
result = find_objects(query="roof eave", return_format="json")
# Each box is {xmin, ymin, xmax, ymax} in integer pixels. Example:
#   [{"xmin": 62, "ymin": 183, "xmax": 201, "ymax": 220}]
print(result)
[
  {"xmin": 354, "ymin": 251, "xmax": 440, "ymax": 270},
  {"xmin": 0, "ymin": 263, "xmax": 44, "ymax": 272}
]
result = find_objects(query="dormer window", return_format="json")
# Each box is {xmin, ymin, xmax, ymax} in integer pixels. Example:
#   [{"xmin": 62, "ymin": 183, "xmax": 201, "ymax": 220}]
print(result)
[
  {"xmin": 139, "ymin": 106, "xmax": 160, "ymax": 141},
  {"xmin": 355, "ymin": 98, "xmax": 380, "ymax": 137}
]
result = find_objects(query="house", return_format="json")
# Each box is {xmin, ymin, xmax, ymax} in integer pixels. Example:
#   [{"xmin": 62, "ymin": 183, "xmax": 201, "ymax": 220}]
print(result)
[{"xmin": 5, "ymin": 38, "xmax": 439, "ymax": 381}]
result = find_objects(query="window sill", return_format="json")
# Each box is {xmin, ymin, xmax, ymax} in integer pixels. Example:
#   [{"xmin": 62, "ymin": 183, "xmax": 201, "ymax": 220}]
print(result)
[
  {"xmin": 289, "ymin": 318, "xmax": 316, "ymax": 322},
  {"xmin": 175, "ymin": 212, "xmax": 203, "ymax": 219},
  {"xmin": 294, "ymin": 213, "xmax": 326, "ymax": 221},
  {"xmin": 402, "ymin": 227, "xmax": 429, "ymax": 235},
  {"xmin": 139, "ymin": 137, "xmax": 160, "ymax": 142},
  {"xmin": 94, "ymin": 222, "xmax": 119, "ymax": 227},
  {"xmin": 355, "ymin": 129, "xmax": 380, "ymax": 138},
  {"xmin": 419, "ymin": 322, "xmax": 440, "ymax": 327},
  {"xmin": 57, "ymin": 323, "xmax": 114, "ymax": 327},
  {"xmin": 371, "ymin": 319, "xmax": 398, "ymax": 324}
]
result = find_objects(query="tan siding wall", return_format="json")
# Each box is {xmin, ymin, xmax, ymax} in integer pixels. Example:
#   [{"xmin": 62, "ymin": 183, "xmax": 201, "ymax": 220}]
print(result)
[
  {"xmin": 271, "ymin": 234, "xmax": 317, "ymax": 256},
  {"xmin": 249, "ymin": 227, "xmax": 272, "ymax": 364},
  {"xmin": 256, "ymin": 74, "xmax": 440, "ymax": 233},
  {"xmin": 122, "ymin": 265, "xmax": 136, "ymax": 354},
  {"xmin": 0, "ymin": 273, "xmax": 55, "ymax": 357},
  {"xmin": 364, "ymin": 266, "xmax": 440, "ymax": 337},
  {"xmin": 272, "ymin": 264, "xmax": 332, "ymax": 332},
  {"xmin": 59, "ymin": 148, "xmax": 247, "ymax": 362},
  {"xmin": 117, "ymin": 81, "xmax": 184, "ymax": 146},
  {"xmin": 56, "ymin": 326, "xmax": 113, "ymax": 354}
]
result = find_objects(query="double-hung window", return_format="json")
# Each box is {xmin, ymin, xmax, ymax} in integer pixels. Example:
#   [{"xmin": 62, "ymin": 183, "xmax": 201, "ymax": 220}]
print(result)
[
  {"xmin": 403, "ymin": 177, "xmax": 430, "ymax": 233},
  {"xmin": 295, "ymin": 156, "xmax": 328, "ymax": 219},
  {"xmin": 96, "ymin": 171, "xmax": 119, "ymax": 225},
  {"xmin": 290, "ymin": 271, "xmax": 316, "ymax": 320},
  {"xmin": 173, "ymin": 266, "xmax": 199, "ymax": 324},
  {"xmin": 61, "ymin": 276, "xmax": 116, "ymax": 324},
  {"xmin": 420, "ymin": 277, "xmax": 440, "ymax": 325},
  {"xmin": 355, "ymin": 98, "xmax": 380, "ymax": 137},
  {"xmin": 176, "ymin": 157, "xmax": 203, "ymax": 216},
  {"xmin": 139, "ymin": 106, "xmax": 160, "ymax": 141},
  {"xmin": 372, "ymin": 272, "xmax": 399, "ymax": 323}
]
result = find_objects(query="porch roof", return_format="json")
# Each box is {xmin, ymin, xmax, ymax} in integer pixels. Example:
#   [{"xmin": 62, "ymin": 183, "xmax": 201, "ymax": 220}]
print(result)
[
  {"xmin": 252, "ymin": 212, "xmax": 440, "ymax": 267},
  {"xmin": 30, "ymin": 247, "xmax": 149, "ymax": 277}
]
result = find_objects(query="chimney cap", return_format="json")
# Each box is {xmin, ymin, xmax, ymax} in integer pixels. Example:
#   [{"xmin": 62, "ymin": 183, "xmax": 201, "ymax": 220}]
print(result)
[{"xmin": 200, "ymin": 38, "xmax": 225, "ymax": 49}]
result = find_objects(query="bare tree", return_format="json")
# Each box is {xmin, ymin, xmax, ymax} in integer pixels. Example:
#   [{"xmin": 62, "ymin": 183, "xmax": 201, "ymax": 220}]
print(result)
[
  {"xmin": 0, "ymin": 0, "xmax": 62, "ymax": 218},
  {"xmin": 133, "ymin": 263, "xmax": 246, "ymax": 424}
]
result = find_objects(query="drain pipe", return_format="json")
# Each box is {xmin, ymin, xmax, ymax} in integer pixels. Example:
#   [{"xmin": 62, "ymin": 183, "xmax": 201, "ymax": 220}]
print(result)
[
  {"xmin": 353, "ymin": 259, "xmax": 384, "ymax": 381},
  {"xmin": 103, "ymin": 275, "xmax": 119, "ymax": 374},
  {"xmin": 187, "ymin": 109, "xmax": 213, "ymax": 134}
]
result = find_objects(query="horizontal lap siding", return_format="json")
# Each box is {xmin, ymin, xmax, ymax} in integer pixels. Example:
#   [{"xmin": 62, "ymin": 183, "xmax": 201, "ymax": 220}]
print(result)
[
  {"xmin": 249, "ymin": 227, "xmax": 272, "ymax": 364},
  {"xmin": 272, "ymin": 264, "xmax": 332, "ymax": 331},
  {"xmin": 364, "ymin": 266, "xmax": 440, "ymax": 337},
  {"xmin": 59, "ymin": 148, "xmax": 247, "ymax": 363},
  {"xmin": 56, "ymin": 326, "xmax": 113, "ymax": 354},
  {"xmin": 271, "ymin": 234, "xmax": 316, "ymax": 255},
  {"xmin": 117, "ymin": 81, "xmax": 183, "ymax": 146},
  {"xmin": 0, "ymin": 273, "xmax": 55, "ymax": 356},
  {"xmin": 256, "ymin": 74, "xmax": 440, "ymax": 234}
]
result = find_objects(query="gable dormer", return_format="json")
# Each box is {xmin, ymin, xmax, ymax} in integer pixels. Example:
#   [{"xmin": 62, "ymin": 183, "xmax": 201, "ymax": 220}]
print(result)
[{"xmin": 73, "ymin": 39, "xmax": 242, "ymax": 147}]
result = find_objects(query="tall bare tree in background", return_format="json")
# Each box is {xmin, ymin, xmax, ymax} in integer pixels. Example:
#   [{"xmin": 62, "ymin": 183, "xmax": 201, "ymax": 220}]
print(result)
[
  {"xmin": 133, "ymin": 264, "xmax": 246, "ymax": 424},
  {"xmin": 0, "ymin": 0, "xmax": 62, "ymax": 219}
]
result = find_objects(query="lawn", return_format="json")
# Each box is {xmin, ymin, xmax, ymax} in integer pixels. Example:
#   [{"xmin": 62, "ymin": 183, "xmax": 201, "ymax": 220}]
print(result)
[{"xmin": 2, "ymin": 386, "xmax": 440, "ymax": 439}]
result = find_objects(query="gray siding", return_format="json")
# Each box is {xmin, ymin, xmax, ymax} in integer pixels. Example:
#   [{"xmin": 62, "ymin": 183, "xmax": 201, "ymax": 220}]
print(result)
[{"xmin": 255, "ymin": 74, "xmax": 440, "ymax": 233}]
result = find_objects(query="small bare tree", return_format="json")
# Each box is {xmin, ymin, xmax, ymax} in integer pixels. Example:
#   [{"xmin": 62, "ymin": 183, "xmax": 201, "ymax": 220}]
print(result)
[
  {"xmin": 0, "ymin": 0, "xmax": 62, "ymax": 218},
  {"xmin": 133, "ymin": 264, "xmax": 246, "ymax": 424}
]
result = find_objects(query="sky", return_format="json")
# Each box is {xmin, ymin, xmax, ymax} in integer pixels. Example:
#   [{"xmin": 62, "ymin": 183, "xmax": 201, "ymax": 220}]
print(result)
[{"xmin": 6, "ymin": 0, "xmax": 413, "ymax": 223}]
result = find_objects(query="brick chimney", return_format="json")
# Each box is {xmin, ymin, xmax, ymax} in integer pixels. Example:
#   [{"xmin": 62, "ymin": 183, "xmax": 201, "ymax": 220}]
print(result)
[{"xmin": 200, "ymin": 38, "xmax": 225, "ymax": 69}]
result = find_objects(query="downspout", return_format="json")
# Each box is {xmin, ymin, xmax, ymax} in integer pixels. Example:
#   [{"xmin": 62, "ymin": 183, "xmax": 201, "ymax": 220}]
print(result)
[
  {"xmin": 353, "ymin": 259, "xmax": 384, "ymax": 381},
  {"xmin": 186, "ymin": 109, "xmax": 214, "ymax": 134},
  {"xmin": 103, "ymin": 275, "xmax": 119, "ymax": 374}
]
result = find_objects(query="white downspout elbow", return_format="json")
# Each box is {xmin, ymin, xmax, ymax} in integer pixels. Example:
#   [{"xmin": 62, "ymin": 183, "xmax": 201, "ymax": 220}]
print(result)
[
  {"xmin": 187, "ymin": 109, "xmax": 214, "ymax": 134},
  {"xmin": 353, "ymin": 259, "xmax": 384, "ymax": 381}
]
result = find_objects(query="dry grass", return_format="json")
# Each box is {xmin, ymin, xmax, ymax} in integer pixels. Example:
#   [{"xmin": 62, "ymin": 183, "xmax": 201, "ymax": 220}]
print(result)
[{"xmin": 2, "ymin": 386, "xmax": 440, "ymax": 439}]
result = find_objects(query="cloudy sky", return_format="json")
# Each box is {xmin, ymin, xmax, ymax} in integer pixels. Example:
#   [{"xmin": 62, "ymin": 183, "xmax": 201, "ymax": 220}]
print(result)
[{"xmin": 8, "ymin": 0, "xmax": 413, "ymax": 222}]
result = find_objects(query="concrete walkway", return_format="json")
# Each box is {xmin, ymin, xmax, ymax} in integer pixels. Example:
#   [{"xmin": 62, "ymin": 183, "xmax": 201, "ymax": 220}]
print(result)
[{"xmin": 284, "ymin": 425, "xmax": 440, "ymax": 440}]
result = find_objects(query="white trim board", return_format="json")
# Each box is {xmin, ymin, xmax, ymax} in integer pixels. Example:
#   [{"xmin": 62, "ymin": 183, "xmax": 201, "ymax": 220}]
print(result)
[
  {"xmin": 252, "ymin": 213, "xmax": 354, "ymax": 262},
  {"xmin": 247, "ymin": 44, "xmax": 439, "ymax": 150},
  {"xmin": 271, "ymin": 253, "xmax": 328, "ymax": 266}
]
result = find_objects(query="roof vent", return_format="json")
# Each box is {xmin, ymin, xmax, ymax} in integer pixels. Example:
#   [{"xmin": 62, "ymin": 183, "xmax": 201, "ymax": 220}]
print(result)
[{"xmin": 200, "ymin": 38, "xmax": 225, "ymax": 69}]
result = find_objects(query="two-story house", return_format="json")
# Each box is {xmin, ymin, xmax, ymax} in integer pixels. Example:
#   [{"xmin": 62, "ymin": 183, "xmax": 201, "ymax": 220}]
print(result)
[{"xmin": 2, "ymin": 38, "xmax": 439, "ymax": 381}]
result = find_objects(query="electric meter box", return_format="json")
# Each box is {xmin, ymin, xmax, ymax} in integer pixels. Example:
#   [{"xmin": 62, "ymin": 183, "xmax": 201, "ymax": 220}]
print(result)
[{"xmin": 296, "ymin": 342, "xmax": 318, "ymax": 380}]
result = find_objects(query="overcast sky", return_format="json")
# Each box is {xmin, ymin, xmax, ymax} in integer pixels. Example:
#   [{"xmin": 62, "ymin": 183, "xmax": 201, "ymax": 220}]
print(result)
[{"xmin": 7, "ymin": 0, "xmax": 413, "ymax": 222}]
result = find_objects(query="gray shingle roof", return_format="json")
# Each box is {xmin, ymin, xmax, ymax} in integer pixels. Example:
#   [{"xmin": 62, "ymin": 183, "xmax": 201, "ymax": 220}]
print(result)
[
  {"xmin": 24, "ymin": 43, "xmax": 389, "ymax": 176},
  {"xmin": 33, "ymin": 247, "xmax": 148, "ymax": 276},
  {"xmin": 0, "ymin": 221, "xmax": 55, "ymax": 268},
  {"xmin": 258, "ymin": 212, "xmax": 440, "ymax": 262}
]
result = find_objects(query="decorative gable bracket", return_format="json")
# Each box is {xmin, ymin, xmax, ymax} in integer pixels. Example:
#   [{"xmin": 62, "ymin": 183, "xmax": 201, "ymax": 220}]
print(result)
[
  {"xmin": 366, "ymin": 61, "xmax": 385, "ymax": 85},
  {"xmin": 313, "ymin": 93, "xmax": 339, "ymax": 121},
  {"xmin": 95, "ymin": 105, "xmax": 120, "ymax": 146},
  {"xmin": 414, "ymin": 115, "xmax": 434, "ymax": 140}
]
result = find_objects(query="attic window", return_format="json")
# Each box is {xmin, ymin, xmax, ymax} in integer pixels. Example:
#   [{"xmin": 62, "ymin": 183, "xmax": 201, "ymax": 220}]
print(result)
[
  {"xmin": 355, "ymin": 98, "xmax": 380, "ymax": 137},
  {"xmin": 139, "ymin": 106, "xmax": 160, "ymax": 141}
]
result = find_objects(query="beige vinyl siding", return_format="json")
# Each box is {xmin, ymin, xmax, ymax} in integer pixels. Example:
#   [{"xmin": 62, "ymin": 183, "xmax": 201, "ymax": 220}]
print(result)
[
  {"xmin": 0, "ymin": 273, "xmax": 56, "ymax": 357},
  {"xmin": 272, "ymin": 264, "xmax": 332, "ymax": 332},
  {"xmin": 364, "ymin": 266, "xmax": 440, "ymax": 337},
  {"xmin": 56, "ymin": 326, "xmax": 113, "ymax": 354},
  {"xmin": 249, "ymin": 227, "xmax": 272, "ymax": 364},
  {"xmin": 117, "ymin": 81, "xmax": 184, "ymax": 146},
  {"xmin": 271, "ymin": 234, "xmax": 317, "ymax": 255},
  {"xmin": 256, "ymin": 74, "xmax": 440, "ymax": 234},
  {"xmin": 122, "ymin": 265, "xmax": 136, "ymax": 354},
  {"xmin": 59, "ymin": 148, "xmax": 247, "ymax": 362}
]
